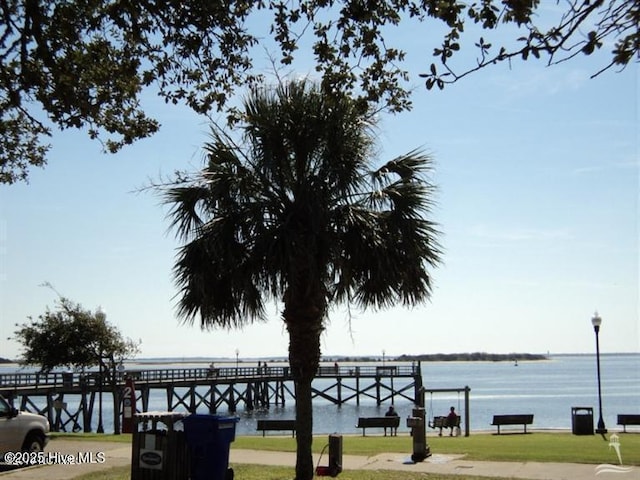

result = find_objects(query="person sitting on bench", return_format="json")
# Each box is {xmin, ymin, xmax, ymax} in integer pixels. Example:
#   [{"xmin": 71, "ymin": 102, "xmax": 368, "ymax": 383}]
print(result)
[
  {"xmin": 385, "ymin": 405, "xmax": 399, "ymax": 435},
  {"xmin": 439, "ymin": 406, "xmax": 458, "ymax": 436}
]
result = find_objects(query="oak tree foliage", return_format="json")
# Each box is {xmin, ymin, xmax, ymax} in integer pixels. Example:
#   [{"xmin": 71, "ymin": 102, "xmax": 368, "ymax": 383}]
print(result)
[
  {"xmin": 1, "ymin": 0, "xmax": 636, "ymax": 183},
  {"xmin": 13, "ymin": 296, "xmax": 139, "ymax": 373}
]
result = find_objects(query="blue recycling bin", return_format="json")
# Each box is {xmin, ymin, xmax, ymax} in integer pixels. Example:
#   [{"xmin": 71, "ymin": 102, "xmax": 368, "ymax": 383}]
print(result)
[{"xmin": 183, "ymin": 414, "xmax": 238, "ymax": 480}]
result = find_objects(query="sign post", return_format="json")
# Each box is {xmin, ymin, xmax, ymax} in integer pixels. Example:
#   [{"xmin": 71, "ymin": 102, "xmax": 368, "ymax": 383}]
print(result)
[{"xmin": 122, "ymin": 377, "xmax": 136, "ymax": 434}]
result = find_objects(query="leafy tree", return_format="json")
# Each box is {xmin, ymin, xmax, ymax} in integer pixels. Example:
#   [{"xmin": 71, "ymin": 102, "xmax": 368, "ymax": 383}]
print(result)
[
  {"xmin": 162, "ymin": 79, "xmax": 441, "ymax": 480},
  {"xmin": 13, "ymin": 295, "xmax": 139, "ymax": 373},
  {"xmin": 2, "ymin": 0, "xmax": 636, "ymax": 183}
]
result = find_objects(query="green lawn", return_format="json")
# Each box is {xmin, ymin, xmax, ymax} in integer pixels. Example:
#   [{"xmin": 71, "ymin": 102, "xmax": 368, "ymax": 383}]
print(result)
[
  {"xmin": 233, "ymin": 432, "xmax": 640, "ymax": 465},
  {"xmin": 53, "ymin": 430, "xmax": 640, "ymax": 467},
  {"xmin": 70, "ymin": 434, "xmax": 640, "ymax": 480}
]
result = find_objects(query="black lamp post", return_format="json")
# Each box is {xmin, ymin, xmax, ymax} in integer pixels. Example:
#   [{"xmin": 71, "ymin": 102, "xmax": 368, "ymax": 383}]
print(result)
[
  {"xmin": 96, "ymin": 307, "xmax": 105, "ymax": 434},
  {"xmin": 591, "ymin": 311, "xmax": 607, "ymax": 437}
]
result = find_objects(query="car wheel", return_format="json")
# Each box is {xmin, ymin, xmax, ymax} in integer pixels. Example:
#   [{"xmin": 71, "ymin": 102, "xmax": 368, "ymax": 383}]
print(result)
[{"xmin": 21, "ymin": 432, "xmax": 44, "ymax": 452}]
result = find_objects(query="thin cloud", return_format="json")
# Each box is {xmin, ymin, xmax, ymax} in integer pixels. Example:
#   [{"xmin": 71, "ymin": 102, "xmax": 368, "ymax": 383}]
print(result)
[
  {"xmin": 469, "ymin": 224, "xmax": 572, "ymax": 242},
  {"xmin": 572, "ymin": 158, "xmax": 640, "ymax": 175},
  {"xmin": 491, "ymin": 66, "xmax": 590, "ymax": 100}
]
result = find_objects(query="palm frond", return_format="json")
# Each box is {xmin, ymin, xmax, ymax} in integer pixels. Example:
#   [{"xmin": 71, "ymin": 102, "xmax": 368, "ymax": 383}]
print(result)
[{"xmin": 162, "ymin": 78, "xmax": 441, "ymax": 329}]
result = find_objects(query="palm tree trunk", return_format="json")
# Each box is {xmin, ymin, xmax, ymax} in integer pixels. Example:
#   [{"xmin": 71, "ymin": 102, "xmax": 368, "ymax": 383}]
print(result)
[
  {"xmin": 293, "ymin": 374, "xmax": 315, "ymax": 480},
  {"xmin": 284, "ymin": 300, "xmax": 324, "ymax": 480}
]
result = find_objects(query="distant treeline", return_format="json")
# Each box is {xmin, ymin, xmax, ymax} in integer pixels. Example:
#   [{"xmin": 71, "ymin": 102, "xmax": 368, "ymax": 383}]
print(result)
[
  {"xmin": 327, "ymin": 356, "xmax": 381, "ymax": 363},
  {"xmin": 322, "ymin": 352, "xmax": 547, "ymax": 363},
  {"xmin": 0, "ymin": 357, "xmax": 12, "ymax": 364},
  {"xmin": 396, "ymin": 353, "xmax": 547, "ymax": 362}
]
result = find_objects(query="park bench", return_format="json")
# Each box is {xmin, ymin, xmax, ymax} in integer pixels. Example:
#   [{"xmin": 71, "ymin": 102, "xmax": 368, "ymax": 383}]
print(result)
[
  {"xmin": 355, "ymin": 416, "xmax": 400, "ymax": 436},
  {"xmin": 430, "ymin": 415, "xmax": 461, "ymax": 435},
  {"xmin": 617, "ymin": 414, "xmax": 640, "ymax": 433},
  {"xmin": 256, "ymin": 419, "xmax": 296, "ymax": 437},
  {"xmin": 491, "ymin": 414, "xmax": 534, "ymax": 434}
]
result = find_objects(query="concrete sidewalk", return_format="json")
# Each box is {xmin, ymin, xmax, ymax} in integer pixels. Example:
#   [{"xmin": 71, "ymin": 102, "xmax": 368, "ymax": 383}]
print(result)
[{"xmin": 1, "ymin": 439, "xmax": 637, "ymax": 479}]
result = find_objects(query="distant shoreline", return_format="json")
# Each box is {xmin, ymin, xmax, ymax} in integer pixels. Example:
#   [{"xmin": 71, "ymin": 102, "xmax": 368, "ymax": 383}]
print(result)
[
  {"xmin": 126, "ymin": 353, "xmax": 549, "ymax": 364},
  {"xmin": 396, "ymin": 353, "xmax": 548, "ymax": 362},
  {"xmin": 124, "ymin": 352, "xmax": 636, "ymax": 365},
  {"xmin": 3, "ymin": 352, "xmax": 638, "ymax": 366}
]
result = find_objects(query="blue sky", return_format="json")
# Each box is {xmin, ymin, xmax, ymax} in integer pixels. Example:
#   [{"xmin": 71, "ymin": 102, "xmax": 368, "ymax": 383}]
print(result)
[{"xmin": 0, "ymin": 8, "xmax": 638, "ymax": 360}]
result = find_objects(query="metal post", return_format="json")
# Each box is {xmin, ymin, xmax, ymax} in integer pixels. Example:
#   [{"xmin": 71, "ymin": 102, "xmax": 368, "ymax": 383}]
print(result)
[
  {"xmin": 592, "ymin": 312, "xmax": 607, "ymax": 438},
  {"xmin": 464, "ymin": 386, "xmax": 470, "ymax": 437},
  {"xmin": 408, "ymin": 407, "xmax": 430, "ymax": 462},
  {"xmin": 96, "ymin": 307, "xmax": 105, "ymax": 434}
]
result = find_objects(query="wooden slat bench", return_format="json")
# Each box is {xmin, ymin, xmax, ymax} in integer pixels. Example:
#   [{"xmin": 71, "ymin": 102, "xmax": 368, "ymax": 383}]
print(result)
[
  {"xmin": 617, "ymin": 414, "xmax": 640, "ymax": 433},
  {"xmin": 430, "ymin": 415, "xmax": 461, "ymax": 435},
  {"xmin": 256, "ymin": 419, "xmax": 296, "ymax": 437},
  {"xmin": 491, "ymin": 414, "xmax": 534, "ymax": 434},
  {"xmin": 356, "ymin": 416, "xmax": 400, "ymax": 436}
]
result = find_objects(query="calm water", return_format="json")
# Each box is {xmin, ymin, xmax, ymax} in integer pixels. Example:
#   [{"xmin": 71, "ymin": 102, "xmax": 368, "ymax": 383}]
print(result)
[{"xmin": 1, "ymin": 354, "xmax": 638, "ymax": 435}]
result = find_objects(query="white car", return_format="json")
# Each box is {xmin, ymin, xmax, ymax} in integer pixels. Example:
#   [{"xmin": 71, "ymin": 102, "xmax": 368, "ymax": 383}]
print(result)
[{"xmin": 0, "ymin": 394, "xmax": 50, "ymax": 455}]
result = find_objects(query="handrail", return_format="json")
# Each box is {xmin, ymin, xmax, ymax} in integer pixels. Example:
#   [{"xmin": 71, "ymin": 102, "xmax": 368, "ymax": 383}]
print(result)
[{"xmin": 0, "ymin": 363, "xmax": 419, "ymax": 390}]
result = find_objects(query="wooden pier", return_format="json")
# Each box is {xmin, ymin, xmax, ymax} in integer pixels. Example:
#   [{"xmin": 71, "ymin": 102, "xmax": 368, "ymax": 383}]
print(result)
[{"xmin": 0, "ymin": 363, "xmax": 422, "ymax": 433}]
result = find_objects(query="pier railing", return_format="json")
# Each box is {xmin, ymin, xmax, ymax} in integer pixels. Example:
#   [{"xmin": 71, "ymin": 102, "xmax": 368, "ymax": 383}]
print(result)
[{"xmin": 0, "ymin": 363, "xmax": 419, "ymax": 392}]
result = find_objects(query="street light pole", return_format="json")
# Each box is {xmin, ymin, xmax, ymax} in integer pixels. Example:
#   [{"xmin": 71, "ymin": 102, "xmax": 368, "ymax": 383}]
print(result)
[
  {"xmin": 591, "ymin": 312, "xmax": 607, "ymax": 438},
  {"xmin": 96, "ymin": 307, "xmax": 105, "ymax": 433}
]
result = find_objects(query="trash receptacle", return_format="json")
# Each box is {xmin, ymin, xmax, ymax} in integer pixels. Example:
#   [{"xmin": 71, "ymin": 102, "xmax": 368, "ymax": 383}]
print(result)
[
  {"xmin": 183, "ymin": 414, "xmax": 239, "ymax": 480},
  {"xmin": 131, "ymin": 412, "xmax": 189, "ymax": 480},
  {"xmin": 571, "ymin": 407, "xmax": 594, "ymax": 435}
]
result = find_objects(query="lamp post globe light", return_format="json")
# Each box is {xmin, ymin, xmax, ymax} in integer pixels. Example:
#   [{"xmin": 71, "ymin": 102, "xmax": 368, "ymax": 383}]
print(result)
[{"xmin": 591, "ymin": 311, "xmax": 607, "ymax": 437}]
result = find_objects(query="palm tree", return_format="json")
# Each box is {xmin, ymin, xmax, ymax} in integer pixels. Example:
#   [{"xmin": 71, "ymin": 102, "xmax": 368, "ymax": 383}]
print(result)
[{"xmin": 163, "ymin": 79, "xmax": 441, "ymax": 480}]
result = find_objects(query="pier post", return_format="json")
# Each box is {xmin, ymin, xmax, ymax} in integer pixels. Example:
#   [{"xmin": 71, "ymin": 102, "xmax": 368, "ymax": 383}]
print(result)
[
  {"xmin": 87, "ymin": 392, "xmax": 96, "ymax": 430},
  {"xmin": 113, "ymin": 389, "xmax": 121, "ymax": 434},
  {"xmin": 228, "ymin": 384, "xmax": 236, "ymax": 413},
  {"xmin": 414, "ymin": 361, "xmax": 424, "ymax": 407},
  {"xmin": 209, "ymin": 383, "xmax": 218, "ymax": 415},
  {"xmin": 246, "ymin": 383, "xmax": 254, "ymax": 410},
  {"xmin": 263, "ymin": 380, "xmax": 270, "ymax": 407},
  {"xmin": 189, "ymin": 386, "xmax": 196, "ymax": 412},
  {"xmin": 53, "ymin": 394, "xmax": 63, "ymax": 431},
  {"xmin": 280, "ymin": 380, "xmax": 285, "ymax": 406},
  {"xmin": 464, "ymin": 386, "xmax": 470, "ymax": 437},
  {"xmin": 140, "ymin": 385, "xmax": 150, "ymax": 412},
  {"xmin": 390, "ymin": 376, "xmax": 395, "ymax": 405},
  {"xmin": 79, "ymin": 378, "xmax": 90, "ymax": 433}
]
